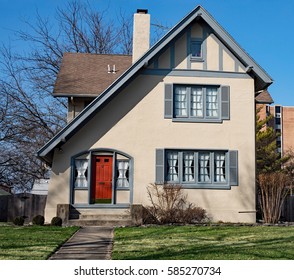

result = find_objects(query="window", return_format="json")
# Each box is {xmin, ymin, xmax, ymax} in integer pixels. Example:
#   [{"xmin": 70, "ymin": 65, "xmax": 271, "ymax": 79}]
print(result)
[
  {"xmin": 174, "ymin": 85, "xmax": 219, "ymax": 119},
  {"xmin": 156, "ymin": 149, "xmax": 238, "ymax": 189},
  {"xmin": 164, "ymin": 84, "xmax": 230, "ymax": 122},
  {"xmin": 74, "ymin": 155, "xmax": 89, "ymax": 188},
  {"xmin": 191, "ymin": 40, "xmax": 202, "ymax": 59},
  {"xmin": 116, "ymin": 160, "xmax": 130, "ymax": 188}
]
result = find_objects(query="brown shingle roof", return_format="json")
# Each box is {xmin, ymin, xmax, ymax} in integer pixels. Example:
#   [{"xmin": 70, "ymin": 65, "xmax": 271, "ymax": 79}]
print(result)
[
  {"xmin": 255, "ymin": 89, "xmax": 274, "ymax": 104},
  {"xmin": 53, "ymin": 53, "xmax": 132, "ymax": 97}
]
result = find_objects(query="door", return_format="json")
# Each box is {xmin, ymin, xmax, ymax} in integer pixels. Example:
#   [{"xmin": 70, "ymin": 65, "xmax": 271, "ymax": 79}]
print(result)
[{"xmin": 92, "ymin": 155, "xmax": 113, "ymax": 203}]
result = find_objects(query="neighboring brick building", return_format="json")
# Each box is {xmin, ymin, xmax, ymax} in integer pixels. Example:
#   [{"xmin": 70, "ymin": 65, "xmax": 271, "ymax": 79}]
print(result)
[{"xmin": 262, "ymin": 105, "xmax": 294, "ymax": 155}]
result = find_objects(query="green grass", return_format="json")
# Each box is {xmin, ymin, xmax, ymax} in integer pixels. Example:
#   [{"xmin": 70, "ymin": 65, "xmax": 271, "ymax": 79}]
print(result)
[
  {"xmin": 112, "ymin": 225, "xmax": 294, "ymax": 260},
  {"xmin": 0, "ymin": 224, "xmax": 79, "ymax": 260}
]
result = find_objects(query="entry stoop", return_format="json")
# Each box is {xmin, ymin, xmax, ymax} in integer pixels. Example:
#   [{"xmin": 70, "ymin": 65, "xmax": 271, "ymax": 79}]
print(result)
[
  {"xmin": 57, "ymin": 204, "xmax": 144, "ymax": 226},
  {"xmin": 68, "ymin": 208, "xmax": 133, "ymax": 227}
]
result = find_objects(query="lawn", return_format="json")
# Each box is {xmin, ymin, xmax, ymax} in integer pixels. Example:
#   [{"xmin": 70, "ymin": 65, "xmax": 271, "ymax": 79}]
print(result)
[
  {"xmin": 0, "ymin": 224, "xmax": 79, "ymax": 260},
  {"xmin": 112, "ymin": 225, "xmax": 294, "ymax": 260}
]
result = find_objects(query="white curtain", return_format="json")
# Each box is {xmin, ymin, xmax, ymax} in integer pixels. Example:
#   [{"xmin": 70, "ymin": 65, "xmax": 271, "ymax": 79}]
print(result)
[
  {"xmin": 191, "ymin": 87, "xmax": 203, "ymax": 117},
  {"xmin": 206, "ymin": 88, "xmax": 218, "ymax": 117},
  {"xmin": 75, "ymin": 159, "xmax": 88, "ymax": 188},
  {"xmin": 116, "ymin": 161, "xmax": 129, "ymax": 188},
  {"xmin": 167, "ymin": 152, "xmax": 178, "ymax": 181},
  {"xmin": 183, "ymin": 153, "xmax": 194, "ymax": 182},
  {"xmin": 199, "ymin": 153, "xmax": 210, "ymax": 182},
  {"xmin": 175, "ymin": 87, "xmax": 187, "ymax": 116},
  {"xmin": 215, "ymin": 153, "xmax": 226, "ymax": 182}
]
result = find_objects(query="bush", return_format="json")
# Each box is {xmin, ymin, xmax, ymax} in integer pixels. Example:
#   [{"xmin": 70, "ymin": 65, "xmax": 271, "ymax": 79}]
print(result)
[
  {"xmin": 51, "ymin": 216, "xmax": 62, "ymax": 226},
  {"xmin": 13, "ymin": 216, "xmax": 25, "ymax": 226},
  {"xmin": 145, "ymin": 183, "xmax": 208, "ymax": 224},
  {"xmin": 32, "ymin": 215, "xmax": 45, "ymax": 226}
]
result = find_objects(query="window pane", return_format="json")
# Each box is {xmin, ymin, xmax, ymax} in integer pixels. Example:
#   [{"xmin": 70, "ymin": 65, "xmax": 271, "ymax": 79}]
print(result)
[
  {"xmin": 75, "ymin": 159, "xmax": 88, "ymax": 188},
  {"xmin": 174, "ymin": 86, "xmax": 187, "ymax": 117},
  {"xmin": 206, "ymin": 87, "xmax": 219, "ymax": 117},
  {"xmin": 183, "ymin": 152, "xmax": 195, "ymax": 182},
  {"xmin": 166, "ymin": 152, "xmax": 179, "ymax": 181},
  {"xmin": 191, "ymin": 41, "xmax": 202, "ymax": 58},
  {"xmin": 214, "ymin": 152, "xmax": 226, "ymax": 182},
  {"xmin": 116, "ymin": 160, "xmax": 129, "ymax": 188},
  {"xmin": 191, "ymin": 87, "xmax": 203, "ymax": 117},
  {"xmin": 198, "ymin": 152, "xmax": 210, "ymax": 182}
]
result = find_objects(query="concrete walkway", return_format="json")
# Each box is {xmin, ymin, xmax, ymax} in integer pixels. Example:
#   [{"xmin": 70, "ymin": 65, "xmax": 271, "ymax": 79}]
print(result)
[{"xmin": 49, "ymin": 227, "xmax": 114, "ymax": 260}]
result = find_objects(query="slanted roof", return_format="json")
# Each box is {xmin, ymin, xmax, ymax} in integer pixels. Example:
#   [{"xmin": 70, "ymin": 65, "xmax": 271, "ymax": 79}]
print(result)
[
  {"xmin": 53, "ymin": 53, "xmax": 132, "ymax": 97},
  {"xmin": 38, "ymin": 5, "xmax": 273, "ymax": 165},
  {"xmin": 255, "ymin": 90, "xmax": 274, "ymax": 104}
]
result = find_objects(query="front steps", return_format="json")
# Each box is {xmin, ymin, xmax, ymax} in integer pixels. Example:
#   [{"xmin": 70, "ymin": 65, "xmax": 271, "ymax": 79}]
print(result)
[{"xmin": 67, "ymin": 208, "xmax": 133, "ymax": 227}]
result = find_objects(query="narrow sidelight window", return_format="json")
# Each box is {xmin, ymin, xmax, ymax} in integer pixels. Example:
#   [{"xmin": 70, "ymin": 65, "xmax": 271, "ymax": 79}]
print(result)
[
  {"xmin": 74, "ymin": 158, "xmax": 89, "ymax": 188},
  {"xmin": 116, "ymin": 160, "xmax": 129, "ymax": 188}
]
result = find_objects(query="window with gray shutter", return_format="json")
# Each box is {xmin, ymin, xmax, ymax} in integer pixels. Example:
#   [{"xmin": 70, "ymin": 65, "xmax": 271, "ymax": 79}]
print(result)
[
  {"xmin": 165, "ymin": 84, "xmax": 230, "ymax": 122},
  {"xmin": 156, "ymin": 149, "xmax": 238, "ymax": 189}
]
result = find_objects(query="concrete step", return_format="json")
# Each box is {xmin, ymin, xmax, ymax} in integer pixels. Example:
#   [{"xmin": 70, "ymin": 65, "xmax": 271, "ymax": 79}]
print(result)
[
  {"xmin": 67, "ymin": 218, "xmax": 133, "ymax": 227},
  {"xmin": 68, "ymin": 208, "xmax": 133, "ymax": 226}
]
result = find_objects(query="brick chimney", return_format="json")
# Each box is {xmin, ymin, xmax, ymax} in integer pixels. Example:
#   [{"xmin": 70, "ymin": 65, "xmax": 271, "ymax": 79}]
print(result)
[{"xmin": 132, "ymin": 9, "xmax": 150, "ymax": 63}]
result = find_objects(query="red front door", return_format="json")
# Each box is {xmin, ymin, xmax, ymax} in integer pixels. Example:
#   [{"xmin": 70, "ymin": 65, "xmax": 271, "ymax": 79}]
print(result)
[{"xmin": 92, "ymin": 156, "xmax": 113, "ymax": 203}]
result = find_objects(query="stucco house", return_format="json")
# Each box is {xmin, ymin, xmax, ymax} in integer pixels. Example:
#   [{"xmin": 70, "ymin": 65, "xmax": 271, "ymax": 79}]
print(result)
[{"xmin": 38, "ymin": 6, "xmax": 273, "ymax": 225}]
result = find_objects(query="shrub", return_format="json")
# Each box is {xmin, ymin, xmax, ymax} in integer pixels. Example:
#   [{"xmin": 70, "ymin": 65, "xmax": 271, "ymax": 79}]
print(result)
[
  {"xmin": 258, "ymin": 172, "xmax": 290, "ymax": 223},
  {"xmin": 13, "ymin": 216, "xmax": 25, "ymax": 226},
  {"xmin": 32, "ymin": 215, "xmax": 45, "ymax": 226},
  {"xmin": 145, "ymin": 183, "xmax": 208, "ymax": 224},
  {"xmin": 51, "ymin": 216, "xmax": 62, "ymax": 226}
]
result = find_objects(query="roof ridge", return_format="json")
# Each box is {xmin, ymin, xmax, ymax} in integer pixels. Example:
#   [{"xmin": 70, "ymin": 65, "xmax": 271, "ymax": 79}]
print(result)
[{"xmin": 63, "ymin": 52, "xmax": 132, "ymax": 57}]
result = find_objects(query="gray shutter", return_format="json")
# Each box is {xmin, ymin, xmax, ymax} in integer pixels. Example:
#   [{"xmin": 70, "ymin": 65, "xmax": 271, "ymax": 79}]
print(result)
[
  {"xmin": 155, "ymin": 149, "xmax": 165, "ymax": 184},
  {"xmin": 229, "ymin": 150, "xmax": 238, "ymax": 186},
  {"xmin": 221, "ymin": 86, "xmax": 230, "ymax": 120},
  {"xmin": 164, "ymin": 84, "xmax": 173, "ymax": 119}
]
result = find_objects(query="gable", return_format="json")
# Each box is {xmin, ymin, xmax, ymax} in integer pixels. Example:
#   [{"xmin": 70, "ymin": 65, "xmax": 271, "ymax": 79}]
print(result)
[
  {"xmin": 38, "ymin": 5, "xmax": 273, "ymax": 165},
  {"xmin": 149, "ymin": 20, "xmax": 247, "ymax": 74}
]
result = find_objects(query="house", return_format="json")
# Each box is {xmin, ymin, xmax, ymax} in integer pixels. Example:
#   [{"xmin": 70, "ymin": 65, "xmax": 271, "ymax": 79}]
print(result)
[{"xmin": 38, "ymin": 6, "xmax": 273, "ymax": 224}]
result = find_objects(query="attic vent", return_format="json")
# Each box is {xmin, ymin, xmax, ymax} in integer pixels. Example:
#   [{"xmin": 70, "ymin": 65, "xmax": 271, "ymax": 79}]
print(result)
[{"xmin": 107, "ymin": 65, "xmax": 116, "ymax": 74}]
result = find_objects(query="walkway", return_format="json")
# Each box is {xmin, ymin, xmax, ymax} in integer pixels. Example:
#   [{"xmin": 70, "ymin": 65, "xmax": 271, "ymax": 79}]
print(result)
[{"xmin": 49, "ymin": 226, "xmax": 114, "ymax": 260}]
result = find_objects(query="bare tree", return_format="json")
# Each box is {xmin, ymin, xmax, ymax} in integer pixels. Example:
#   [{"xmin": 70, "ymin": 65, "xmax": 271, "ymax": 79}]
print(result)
[
  {"xmin": 0, "ymin": 0, "xmax": 134, "ymax": 192},
  {"xmin": 0, "ymin": 0, "xmax": 169, "ymax": 193}
]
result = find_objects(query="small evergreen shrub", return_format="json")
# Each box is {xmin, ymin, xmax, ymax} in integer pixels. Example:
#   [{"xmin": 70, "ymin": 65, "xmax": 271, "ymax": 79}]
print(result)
[
  {"xmin": 32, "ymin": 215, "xmax": 45, "ymax": 226},
  {"xmin": 51, "ymin": 216, "xmax": 62, "ymax": 226},
  {"xmin": 13, "ymin": 216, "xmax": 25, "ymax": 226}
]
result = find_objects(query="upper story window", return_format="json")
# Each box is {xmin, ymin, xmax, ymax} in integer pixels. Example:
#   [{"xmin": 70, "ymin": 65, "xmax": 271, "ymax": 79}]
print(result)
[
  {"xmin": 164, "ymin": 84, "xmax": 230, "ymax": 122},
  {"xmin": 191, "ymin": 39, "xmax": 203, "ymax": 60},
  {"xmin": 174, "ymin": 85, "xmax": 219, "ymax": 119}
]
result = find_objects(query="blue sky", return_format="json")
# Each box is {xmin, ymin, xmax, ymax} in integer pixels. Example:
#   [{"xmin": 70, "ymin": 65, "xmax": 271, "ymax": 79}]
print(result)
[{"xmin": 1, "ymin": 0, "xmax": 294, "ymax": 105}]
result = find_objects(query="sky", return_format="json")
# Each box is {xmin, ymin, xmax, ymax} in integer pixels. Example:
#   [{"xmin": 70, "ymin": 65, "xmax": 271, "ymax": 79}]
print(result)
[{"xmin": 0, "ymin": 0, "xmax": 294, "ymax": 106}]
